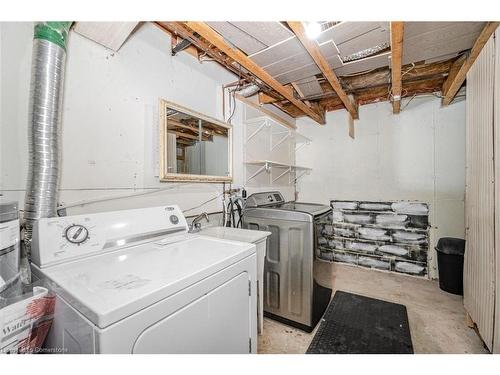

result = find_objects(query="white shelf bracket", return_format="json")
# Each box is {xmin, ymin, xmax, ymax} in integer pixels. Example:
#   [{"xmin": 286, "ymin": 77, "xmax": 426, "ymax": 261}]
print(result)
[
  {"xmin": 246, "ymin": 162, "xmax": 271, "ymax": 182},
  {"xmin": 271, "ymin": 132, "xmax": 291, "ymax": 150},
  {"xmin": 293, "ymin": 169, "xmax": 310, "ymax": 183},
  {"xmin": 295, "ymin": 140, "xmax": 310, "ymax": 152},
  {"xmin": 272, "ymin": 166, "xmax": 292, "ymax": 182},
  {"xmin": 245, "ymin": 120, "xmax": 269, "ymax": 142}
]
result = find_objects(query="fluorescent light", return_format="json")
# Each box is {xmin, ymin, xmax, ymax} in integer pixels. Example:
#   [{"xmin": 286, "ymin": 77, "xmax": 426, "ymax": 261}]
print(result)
[{"xmin": 305, "ymin": 22, "xmax": 322, "ymax": 39}]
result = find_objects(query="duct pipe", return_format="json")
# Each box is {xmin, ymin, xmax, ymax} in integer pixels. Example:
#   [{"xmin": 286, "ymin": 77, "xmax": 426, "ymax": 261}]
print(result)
[
  {"xmin": 236, "ymin": 84, "xmax": 260, "ymax": 98},
  {"xmin": 23, "ymin": 22, "xmax": 71, "ymax": 277}
]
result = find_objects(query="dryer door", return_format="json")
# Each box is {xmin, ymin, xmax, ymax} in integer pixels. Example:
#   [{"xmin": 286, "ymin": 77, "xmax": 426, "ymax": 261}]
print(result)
[{"xmin": 132, "ymin": 272, "xmax": 251, "ymax": 354}]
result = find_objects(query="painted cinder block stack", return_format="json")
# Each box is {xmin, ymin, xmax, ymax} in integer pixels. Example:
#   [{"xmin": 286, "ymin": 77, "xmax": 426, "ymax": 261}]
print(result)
[{"xmin": 317, "ymin": 200, "xmax": 430, "ymax": 277}]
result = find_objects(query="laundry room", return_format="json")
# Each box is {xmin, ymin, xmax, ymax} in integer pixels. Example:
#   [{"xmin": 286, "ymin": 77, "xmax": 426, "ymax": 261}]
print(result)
[{"xmin": 1, "ymin": 1, "xmax": 500, "ymax": 372}]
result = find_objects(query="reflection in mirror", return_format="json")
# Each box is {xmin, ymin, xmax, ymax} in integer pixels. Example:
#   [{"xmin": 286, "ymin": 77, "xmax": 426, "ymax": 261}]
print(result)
[{"xmin": 161, "ymin": 100, "xmax": 232, "ymax": 182}]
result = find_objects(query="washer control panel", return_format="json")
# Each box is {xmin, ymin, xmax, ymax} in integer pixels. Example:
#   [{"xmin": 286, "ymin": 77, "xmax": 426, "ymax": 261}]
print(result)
[
  {"xmin": 245, "ymin": 191, "xmax": 285, "ymax": 207},
  {"xmin": 31, "ymin": 205, "xmax": 188, "ymax": 268}
]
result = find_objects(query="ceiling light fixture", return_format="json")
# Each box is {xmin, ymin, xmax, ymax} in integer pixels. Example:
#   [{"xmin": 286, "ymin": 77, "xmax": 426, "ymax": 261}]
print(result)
[{"xmin": 304, "ymin": 22, "xmax": 322, "ymax": 39}]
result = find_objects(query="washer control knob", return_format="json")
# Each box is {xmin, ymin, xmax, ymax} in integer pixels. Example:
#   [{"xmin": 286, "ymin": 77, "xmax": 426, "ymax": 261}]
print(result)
[{"xmin": 169, "ymin": 215, "xmax": 179, "ymax": 224}]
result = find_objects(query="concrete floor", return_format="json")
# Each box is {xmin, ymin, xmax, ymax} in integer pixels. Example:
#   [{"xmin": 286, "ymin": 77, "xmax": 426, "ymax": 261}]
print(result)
[{"xmin": 258, "ymin": 262, "xmax": 488, "ymax": 354}]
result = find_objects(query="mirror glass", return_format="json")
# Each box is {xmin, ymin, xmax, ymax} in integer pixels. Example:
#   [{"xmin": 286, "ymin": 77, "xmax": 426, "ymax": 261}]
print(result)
[{"xmin": 161, "ymin": 101, "xmax": 232, "ymax": 182}]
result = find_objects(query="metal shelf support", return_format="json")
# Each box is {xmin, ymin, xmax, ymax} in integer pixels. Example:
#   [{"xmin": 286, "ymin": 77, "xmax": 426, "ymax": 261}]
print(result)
[
  {"xmin": 247, "ymin": 162, "xmax": 271, "ymax": 182},
  {"xmin": 271, "ymin": 132, "xmax": 291, "ymax": 150},
  {"xmin": 245, "ymin": 120, "xmax": 269, "ymax": 142},
  {"xmin": 295, "ymin": 140, "xmax": 310, "ymax": 152},
  {"xmin": 292, "ymin": 169, "xmax": 310, "ymax": 183},
  {"xmin": 272, "ymin": 167, "xmax": 292, "ymax": 182}
]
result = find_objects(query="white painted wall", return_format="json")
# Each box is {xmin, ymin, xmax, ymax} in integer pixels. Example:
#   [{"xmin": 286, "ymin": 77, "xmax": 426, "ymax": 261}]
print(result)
[
  {"xmin": 296, "ymin": 97, "xmax": 466, "ymax": 278},
  {"xmin": 0, "ymin": 22, "xmax": 295, "ymax": 217}
]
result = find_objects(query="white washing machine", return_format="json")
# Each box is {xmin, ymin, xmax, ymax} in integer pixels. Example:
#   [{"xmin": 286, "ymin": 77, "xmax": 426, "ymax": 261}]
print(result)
[{"xmin": 30, "ymin": 205, "xmax": 257, "ymax": 354}]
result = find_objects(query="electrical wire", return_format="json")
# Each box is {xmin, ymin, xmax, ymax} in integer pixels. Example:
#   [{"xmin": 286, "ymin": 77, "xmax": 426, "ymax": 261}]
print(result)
[
  {"xmin": 400, "ymin": 93, "xmax": 417, "ymax": 112},
  {"xmin": 227, "ymin": 64, "xmax": 242, "ymax": 124},
  {"xmin": 183, "ymin": 191, "xmax": 225, "ymax": 214},
  {"xmin": 56, "ymin": 183, "xmax": 203, "ymax": 213}
]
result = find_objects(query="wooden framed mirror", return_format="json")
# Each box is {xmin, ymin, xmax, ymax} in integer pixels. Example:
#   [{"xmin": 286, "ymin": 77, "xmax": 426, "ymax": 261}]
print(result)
[{"xmin": 159, "ymin": 99, "xmax": 233, "ymax": 182}]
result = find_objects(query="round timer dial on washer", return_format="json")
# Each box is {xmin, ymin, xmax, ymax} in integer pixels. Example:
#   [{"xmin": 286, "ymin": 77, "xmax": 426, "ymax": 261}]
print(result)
[
  {"xmin": 169, "ymin": 215, "xmax": 179, "ymax": 224},
  {"xmin": 64, "ymin": 224, "xmax": 90, "ymax": 245}
]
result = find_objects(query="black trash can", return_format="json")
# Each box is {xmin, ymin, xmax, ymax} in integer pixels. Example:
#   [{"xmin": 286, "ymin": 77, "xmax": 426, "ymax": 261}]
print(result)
[{"xmin": 435, "ymin": 237, "xmax": 465, "ymax": 295}]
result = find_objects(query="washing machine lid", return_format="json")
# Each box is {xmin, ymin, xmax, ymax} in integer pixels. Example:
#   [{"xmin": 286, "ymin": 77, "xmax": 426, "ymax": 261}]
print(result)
[
  {"xmin": 39, "ymin": 235, "xmax": 255, "ymax": 328},
  {"xmin": 244, "ymin": 202, "xmax": 331, "ymax": 222},
  {"xmin": 275, "ymin": 202, "xmax": 331, "ymax": 216}
]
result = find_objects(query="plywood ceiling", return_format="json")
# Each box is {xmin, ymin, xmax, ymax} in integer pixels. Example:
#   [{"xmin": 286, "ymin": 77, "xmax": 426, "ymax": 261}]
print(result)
[
  {"xmin": 155, "ymin": 21, "xmax": 497, "ymax": 124},
  {"xmin": 206, "ymin": 21, "xmax": 485, "ymax": 97}
]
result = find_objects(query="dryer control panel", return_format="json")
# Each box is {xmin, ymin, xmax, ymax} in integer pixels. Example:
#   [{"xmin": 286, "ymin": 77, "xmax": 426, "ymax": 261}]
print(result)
[
  {"xmin": 245, "ymin": 191, "xmax": 285, "ymax": 208},
  {"xmin": 32, "ymin": 205, "xmax": 188, "ymax": 268}
]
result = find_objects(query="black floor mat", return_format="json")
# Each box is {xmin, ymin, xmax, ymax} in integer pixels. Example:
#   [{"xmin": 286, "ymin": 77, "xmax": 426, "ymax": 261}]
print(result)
[{"xmin": 306, "ymin": 291, "xmax": 414, "ymax": 354}]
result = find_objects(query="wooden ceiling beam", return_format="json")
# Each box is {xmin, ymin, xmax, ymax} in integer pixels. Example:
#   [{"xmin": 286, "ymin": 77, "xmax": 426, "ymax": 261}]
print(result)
[
  {"xmin": 442, "ymin": 22, "xmax": 500, "ymax": 106},
  {"xmin": 156, "ymin": 22, "xmax": 257, "ymax": 86},
  {"xmin": 281, "ymin": 75, "xmax": 445, "ymax": 116},
  {"xmin": 390, "ymin": 22, "xmax": 404, "ymax": 114},
  {"xmin": 183, "ymin": 22, "xmax": 325, "ymax": 125},
  {"xmin": 287, "ymin": 21, "xmax": 359, "ymax": 120},
  {"xmin": 311, "ymin": 58, "xmax": 453, "ymax": 101}
]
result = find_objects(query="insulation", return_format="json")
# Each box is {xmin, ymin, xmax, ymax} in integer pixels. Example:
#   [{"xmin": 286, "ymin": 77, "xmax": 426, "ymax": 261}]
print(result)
[
  {"xmin": 249, "ymin": 37, "xmax": 304, "ymax": 66},
  {"xmin": 275, "ymin": 54, "xmax": 343, "ymax": 85},
  {"xmin": 206, "ymin": 22, "xmax": 267, "ymax": 55},
  {"xmin": 73, "ymin": 22, "xmax": 138, "ymax": 51},
  {"xmin": 333, "ymin": 252, "xmax": 357, "ymax": 264},
  {"xmin": 358, "ymin": 227, "xmax": 390, "ymax": 241},
  {"xmin": 294, "ymin": 77, "xmax": 324, "ymax": 97},
  {"xmin": 334, "ymin": 227, "xmax": 355, "ymax": 237},
  {"xmin": 392, "ymin": 231, "xmax": 427, "ymax": 244},
  {"xmin": 321, "ymin": 224, "xmax": 334, "ymax": 236},
  {"xmin": 318, "ymin": 237, "xmax": 328, "ymax": 246},
  {"xmin": 334, "ymin": 52, "xmax": 391, "ymax": 76},
  {"xmin": 359, "ymin": 202, "xmax": 392, "ymax": 211},
  {"xmin": 391, "ymin": 202, "xmax": 429, "ymax": 215},
  {"xmin": 403, "ymin": 22, "xmax": 486, "ymax": 65},
  {"xmin": 375, "ymin": 214, "xmax": 408, "ymax": 227},
  {"xmin": 395, "ymin": 262, "xmax": 425, "ymax": 275},
  {"xmin": 336, "ymin": 27, "xmax": 390, "ymax": 57},
  {"xmin": 316, "ymin": 22, "xmax": 384, "ymax": 45},
  {"xmin": 327, "ymin": 200, "xmax": 430, "ymax": 276},
  {"xmin": 341, "ymin": 42, "xmax": 390, "ymax": 63},
  {"xmin": 263, "ymin": 50, "xmax": 316, "ymax": 77},
  {"xmin": 378, "ymin": 245, "xmax": 408, "ymax": 257},
  {"xmin": 344, "ymin": 214, "xmax": 372, "ymax": 224},
  {"xmin": 359, "ymin": 256, "xmax": 391, "ymax": 270},
  {"xmin": 332, "ymin": 201, "xmax": 358, "ymax": 210},
  {"xmin": 328, "ymin": 239, "xmax": 343, "ymax": 249},
  {"xmin": 331, "ymin": 210, "xmax": 344, "ymax": 222},
  {"xmin": 345, "ymin": 241, "xmax": 378, "ymax": 253},
  {"xmin": 229, "ymin": 22, "xmax": 293, "ymax": 47}
]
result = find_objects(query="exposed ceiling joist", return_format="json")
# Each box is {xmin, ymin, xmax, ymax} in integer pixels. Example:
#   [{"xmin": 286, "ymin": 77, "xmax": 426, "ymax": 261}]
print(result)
[
  {"xmin": 281, "ymin": 74, "xmax": 446, "ymax": 116},
  {"xmin": 258, "ymin": 92, "xmax": 278, "ymax": 105},
  {"xmin": 290, "ymin": 82, "xmax": 312, "ymax": 107},
  {"xmin": 287, "ymin": 21, "xmax": 359, "ymax": 120},
  {"xmin": 441, "ymin": 22, "xmax": 500, "ymax": 106},
  {"xmin": 183, "ymin": 22, "xmax": 326, "ymax": 125},
  {"xmin": 390, "ymin": 22, "xmax": 404, "ymax": 114},
  {"xmin": 156, "ymin": 22, "xmax": 256, "ymax": 86}
]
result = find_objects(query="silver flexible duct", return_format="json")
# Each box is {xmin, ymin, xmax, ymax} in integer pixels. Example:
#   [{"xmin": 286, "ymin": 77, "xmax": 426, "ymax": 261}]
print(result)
[
  {"xmin": 237, "ymin": 84, "xmax": 260, "ymax": 98},
  {"xmin": 23, "ymin": 22, "xmax": 71, "ymax": 273}
]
